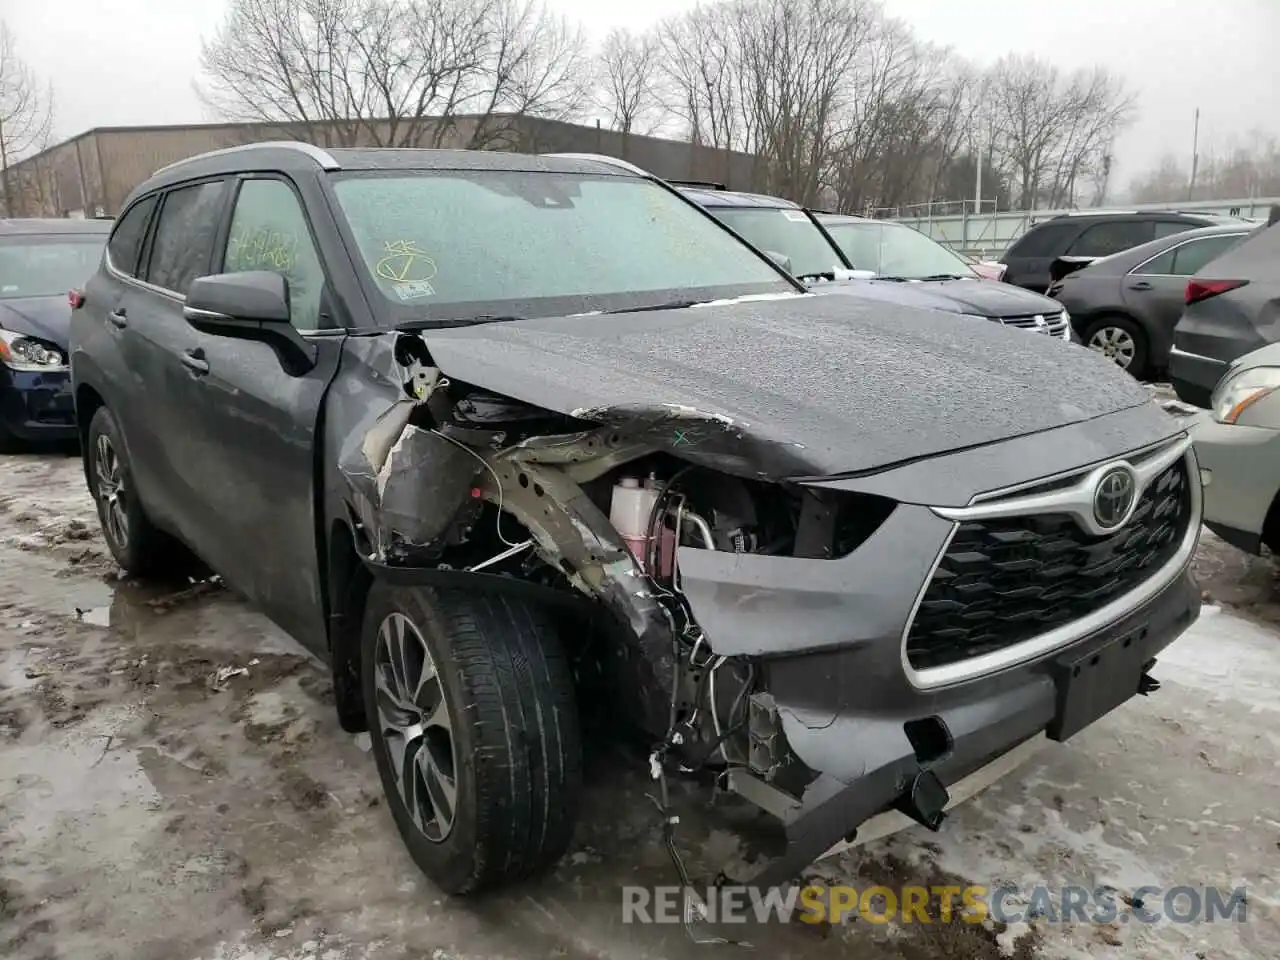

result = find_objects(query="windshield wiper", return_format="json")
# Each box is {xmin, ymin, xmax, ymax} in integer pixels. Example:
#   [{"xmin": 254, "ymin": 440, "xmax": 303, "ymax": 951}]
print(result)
[
  {"xmin": 394, "ymin": 315, "xmax": 525, "ymax": 331},
  {"xmin": 914, "ymin": 274, "xmax": 970, "ymax": 281},
  {"xmin": 795, "ymin": 271, "xmax": 837, "ymax": 282},
  {"xmin": 605, "ymin": 299, "xmax": 707, "ymax": 314}
]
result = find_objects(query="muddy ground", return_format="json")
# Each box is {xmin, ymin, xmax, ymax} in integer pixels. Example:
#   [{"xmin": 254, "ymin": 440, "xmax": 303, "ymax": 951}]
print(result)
[{"xmin": 1, "ymin": 445, "xmax": 1278, "ymax": 960}]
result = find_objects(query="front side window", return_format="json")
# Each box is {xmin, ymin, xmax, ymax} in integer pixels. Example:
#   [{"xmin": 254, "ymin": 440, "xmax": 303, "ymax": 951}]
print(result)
[
  {"xmin": 147, "ymin": 180, "xmax": 229, "ymax": 295},
  {"xmin": 708, "ymin": 207, "xmax": 845, "ymax": 278},
  {"xmin": 107, "ymin": 195, "xmax": 157, "ymax": 277},
  {"xmin": 0, "ymin": 235, "xmax": 107, "ymax": 299},
  {"xmin": 822, "ymin": 221, "xmax": 976, "ymax": 280},
  {"xmin": 329, "ymin": 170, "xmax": 793, "ymax": 323},
  {"xmin": 222, "ymin": 179, "xmax": 326, "ymax": 329}
]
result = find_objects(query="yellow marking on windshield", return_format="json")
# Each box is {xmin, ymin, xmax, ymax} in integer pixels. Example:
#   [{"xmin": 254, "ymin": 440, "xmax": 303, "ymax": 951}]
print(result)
[{"xmin": 375, "ymin": 240, "xmax": 438, "ymax": 284}]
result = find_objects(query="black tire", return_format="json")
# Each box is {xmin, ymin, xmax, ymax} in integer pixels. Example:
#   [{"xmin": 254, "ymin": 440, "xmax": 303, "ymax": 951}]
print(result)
[
  {"xmin": 85, "ymin": 406, "xmax": 183, "ymax": 576},
  {"xmin": 1082, "ymin": 315, "xmax": 1149, "ymax": 380},
  {"xmin": 361, "ymin": 581, "xmax": 582, "ymax": 895}
]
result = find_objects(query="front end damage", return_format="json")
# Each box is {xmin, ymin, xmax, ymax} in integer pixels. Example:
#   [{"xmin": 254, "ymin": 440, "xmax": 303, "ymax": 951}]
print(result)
[{"xmin": 336, "ymin": 329, "xmax": 1204, "ymax": 891}]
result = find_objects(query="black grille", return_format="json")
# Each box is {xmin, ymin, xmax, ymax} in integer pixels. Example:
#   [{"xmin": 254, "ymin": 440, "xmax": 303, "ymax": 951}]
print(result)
[
  {"xmin": 999, "ymin": 312, "xmax": 1067, "ymax": 336},
  {"xmin": 906, "ymin": 458, "xmax": 1192, "ymax": 671}
]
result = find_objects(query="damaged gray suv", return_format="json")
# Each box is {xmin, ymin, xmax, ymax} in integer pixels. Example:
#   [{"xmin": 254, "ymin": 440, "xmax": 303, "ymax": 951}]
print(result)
[{"xmin": 70, "ymin": 143, "xmax": 1202, "ymax": 895}]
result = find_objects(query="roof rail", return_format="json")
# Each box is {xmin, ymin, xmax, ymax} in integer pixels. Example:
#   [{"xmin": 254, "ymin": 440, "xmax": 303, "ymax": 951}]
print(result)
[
  {"xmin": 541, "ymin": 152, "xmax": 650, "ymax": 176},
  {"xmin": 1055, "ymin": 209, "xmax": 1139, "ymax": 217},
  {"xmin": 151, "ymin": 140, "xmax": 341, "ymax": 178}
]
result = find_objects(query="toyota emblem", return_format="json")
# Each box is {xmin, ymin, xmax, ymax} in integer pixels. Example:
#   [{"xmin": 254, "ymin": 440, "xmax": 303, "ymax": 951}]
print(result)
[
  {"xmin": 1093, "ymin": 466, "xmax": 1137, "ymax": 529},
  {"xmin": 1033, "ymin": 314, "xmax": 1048, "ymax": 332}
]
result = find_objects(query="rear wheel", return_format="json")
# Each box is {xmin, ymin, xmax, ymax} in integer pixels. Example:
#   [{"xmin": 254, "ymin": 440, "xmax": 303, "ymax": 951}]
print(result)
[
  {"xmin": 1084, "ymin": 315, "xmax": 1149, "ymax": 379},
  {"xmin": 85, "ymin": 406, "xmax": 185, "ymax": 576},
  {"xmin": 361, "ymin": 581, "xmax": 582, "ymax": 895}
]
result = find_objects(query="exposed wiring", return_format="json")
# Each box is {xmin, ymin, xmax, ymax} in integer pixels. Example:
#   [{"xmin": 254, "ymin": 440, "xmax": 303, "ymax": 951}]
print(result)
[{"xmin": 428, "ymin": 427, "xmax": 525, "ymax": 549}]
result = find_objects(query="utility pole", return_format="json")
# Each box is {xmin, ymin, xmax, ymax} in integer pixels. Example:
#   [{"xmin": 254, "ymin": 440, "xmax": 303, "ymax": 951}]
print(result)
[
  {"xmin": 1187, "ymin": 108, "xmax": 1200, "ymax": 201},
  {"xmin": 974, "ymin": 141, "xmax": 983, "ymax": 215}
]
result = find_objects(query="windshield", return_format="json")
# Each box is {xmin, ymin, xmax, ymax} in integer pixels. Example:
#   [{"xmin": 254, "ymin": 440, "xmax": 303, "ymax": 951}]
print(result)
[
  {"xmin": 821, "ymin": 220, "xmax": 976, "ymax": 280},
  {"xmin": 0, "ymin": 236, "xmax": 106, "ymax": 300},
  {"xmin": 329, "ymin": 170, "xmax": 794, "ymax": 322},
  {"xmin": 709, "ymin": 207, "xmax": 846, "ymax": 278}
]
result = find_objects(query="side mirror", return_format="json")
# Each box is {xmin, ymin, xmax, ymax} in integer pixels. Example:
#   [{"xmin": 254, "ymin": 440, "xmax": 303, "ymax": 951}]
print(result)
[
  {"xmin": 763, "ymin": 249, "xmax": 793, "ymax": 274},
  {"xmin": 184, "ymin": 271, "xmax": 317, "ymax": 374}
]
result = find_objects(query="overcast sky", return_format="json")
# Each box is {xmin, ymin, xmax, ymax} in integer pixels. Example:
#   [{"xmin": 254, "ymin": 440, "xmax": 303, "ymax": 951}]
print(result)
[{"xmin": 6, "ymin": 0, "xmax": 1278, "ymax": 192}]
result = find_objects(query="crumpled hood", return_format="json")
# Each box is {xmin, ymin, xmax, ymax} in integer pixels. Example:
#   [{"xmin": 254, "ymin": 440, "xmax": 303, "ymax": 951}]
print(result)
[
  {"xmin": 0, "ymin": 296, "xmax": 71, "ymax": 348},
  {"xmin": 420, "ymin": 294, "xmax": 1156, "ymax": 477},
  {"xmin": 807, "ymin": 275, "xmax": 1063, "ymax": 319}
]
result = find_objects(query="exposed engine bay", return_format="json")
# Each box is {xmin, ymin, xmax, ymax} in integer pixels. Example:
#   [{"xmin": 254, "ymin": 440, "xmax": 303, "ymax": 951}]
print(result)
[{"xmin": 337, "ymin": 333, "xmax": 899, "ymax": 848}]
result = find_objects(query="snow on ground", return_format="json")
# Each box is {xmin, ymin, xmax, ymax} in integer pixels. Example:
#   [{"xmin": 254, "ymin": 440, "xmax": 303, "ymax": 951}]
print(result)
[{"xmin": 1, "ymin": 451, "xmax": 1277, "ymax": 960}]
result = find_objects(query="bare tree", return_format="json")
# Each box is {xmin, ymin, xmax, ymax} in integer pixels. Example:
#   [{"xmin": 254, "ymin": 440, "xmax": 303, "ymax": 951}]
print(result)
[
  {"xmin": 985, "ymin": 54, "xmax": 1133, "ymax": 209},
  {"xmin": 0, "ymin": 21, "xmax": 54, "ymax": 216},
  {"xmin": 826, "ymin": 19, "xmax": 971, "ymax": 213},
  {"xmin": 655, "ymin": 5, "xmax": 745, "ymax": 152},
  {"xmin": 1130, "ymin": 131, "xmax": 1280, "ymax": 204},
  {"xmin": 198, "ymin": 0, "xmax": 589, "ymax": 150},
  {"xmin": 595, "ymin": 27, "xmax": 663, "ymax": 137}
]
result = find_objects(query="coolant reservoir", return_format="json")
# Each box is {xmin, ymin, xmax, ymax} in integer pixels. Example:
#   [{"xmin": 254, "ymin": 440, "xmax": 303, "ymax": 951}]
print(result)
[{"xmin": 610, "ymin": 476, "xmax": 658, "ymax": 567}]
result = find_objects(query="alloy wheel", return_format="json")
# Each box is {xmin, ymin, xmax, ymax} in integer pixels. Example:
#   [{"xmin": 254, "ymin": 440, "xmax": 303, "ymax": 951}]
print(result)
[
  {"xmin": 94, "ymin": 434, "xmax": 130, "ymax": 550},
  {"xmin": 373, "ymin": 612, "xmax": 458, "ymax": 842},
  {"xmin": 1087, "ymin": 326, "xmax": 1136, "ymax": 369}
]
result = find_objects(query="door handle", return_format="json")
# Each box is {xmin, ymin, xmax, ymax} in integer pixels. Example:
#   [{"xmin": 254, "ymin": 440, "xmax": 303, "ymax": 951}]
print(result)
[
  {"xmin": 181, "ymin": 350, "xmax": 210, "ymax": 375},
  {"xmin": 1128, "ymin": 281, "xmax": 1153, "ymax": 291},
  {"xmin": 107, "ymin": 308, "xmax": 128, "ymax": 329}
]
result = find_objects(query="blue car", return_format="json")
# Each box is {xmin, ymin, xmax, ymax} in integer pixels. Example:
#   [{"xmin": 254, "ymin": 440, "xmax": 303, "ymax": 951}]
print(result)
[{"xmin": 0, "ymin": 218, "xmax": 111, "ymax": 448}]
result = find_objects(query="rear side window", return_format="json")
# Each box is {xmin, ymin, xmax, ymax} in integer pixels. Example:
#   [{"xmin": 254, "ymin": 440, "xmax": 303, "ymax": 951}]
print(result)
[
  {"xmin": 1171, "ymin": 234, "xmax": 1245, "ymax": 275},
  {"xmin": 146, "ymin": 180, "xmax": 229, "ymax": 295},
  {"xmin": 107, "ymin": 195, "xmax": 157, "ymax": 277},
  {"xmin": 1068, "ymin": 221, "xmax": 1154, "ymax": 257},
  {"xmin": 1007, "ymin": 221, "xmax": 1077, "ymax": 259}
]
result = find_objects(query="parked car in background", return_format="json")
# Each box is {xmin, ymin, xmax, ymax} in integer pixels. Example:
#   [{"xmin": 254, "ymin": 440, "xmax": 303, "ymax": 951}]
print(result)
[
  {"xmin": 0, "ymin": 217, "xmax": 111, "ymax": 449},
  {"xmin": 680, "ymin": 186, "xmax": 1075, "ymax": 339},
  {"xmin": 1046, "ymin": 224, "xmax": 1253, "ymax": 380},
  {"xmin": 1001, "ymin": 211, "xmax": 1248, "ymax": 294},
  {"xmin": 73, "ymin": 143, "xmax": 1201, "ymax": 897},
  {"xmin": 967, "ymin": 256, "xmax": 1007, "ymax": 282},
  {"xmin": 816, "ymin": 212, "xmax": 1074, "ymax": 339},
  {"xmin": 675, "ymin": 185, "xmax": 859, "ymax": 280},
  {"xmin": 1170, "ymin": 217, "xmax": 1280, "ymax": 408},
  {"xmin": 1191, "ymin": 341, "xmax": 1280, "ymax": 554}
]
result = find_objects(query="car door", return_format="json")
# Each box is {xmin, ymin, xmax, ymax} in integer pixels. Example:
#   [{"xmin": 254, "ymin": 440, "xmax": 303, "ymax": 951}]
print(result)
[
  {"xmin": 109, "ymin": 179, "xmax": 233, "ymax": 541},
  {"xmin": 1123, "ymin": 233, "xmax": 1250, "ymax": 362},
  {"xmin": 171, "ymin": 174, "xmax": 344, "ymax": 649}
]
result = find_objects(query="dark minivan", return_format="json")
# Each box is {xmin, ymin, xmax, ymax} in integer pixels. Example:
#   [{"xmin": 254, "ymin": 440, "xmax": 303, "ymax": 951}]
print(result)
[{"xmin": 1002, "ymin": 211, "xmax": 1245, "ymax": 293}]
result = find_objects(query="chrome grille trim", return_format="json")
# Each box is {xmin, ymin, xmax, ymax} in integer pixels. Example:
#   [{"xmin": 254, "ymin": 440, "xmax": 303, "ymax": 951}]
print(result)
[{"xmin": 900, "ymin": 435, "xmax": 1201, "ymax": 689}]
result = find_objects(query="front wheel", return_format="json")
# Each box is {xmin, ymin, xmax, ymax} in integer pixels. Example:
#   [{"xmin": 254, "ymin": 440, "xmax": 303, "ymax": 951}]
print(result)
[
  {"xmin": 1083, "ymin": 316, "xmax": 1149, "ymax": 380},
  {"xmin": 361, "ymin": 581, "xmax": 582, "ymax": 895}
]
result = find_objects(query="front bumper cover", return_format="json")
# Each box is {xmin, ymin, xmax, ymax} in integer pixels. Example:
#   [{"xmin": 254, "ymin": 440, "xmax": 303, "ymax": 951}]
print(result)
[{"xmin": 725, "ymin": 568, "xmax": 1200, "ymax": 887}]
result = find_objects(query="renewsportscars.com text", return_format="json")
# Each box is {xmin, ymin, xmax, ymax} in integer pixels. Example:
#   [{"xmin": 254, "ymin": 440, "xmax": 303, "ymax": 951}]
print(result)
[{"xmin": 622, "ymin": 884, "xmax": 1248, "ymax": 926}]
